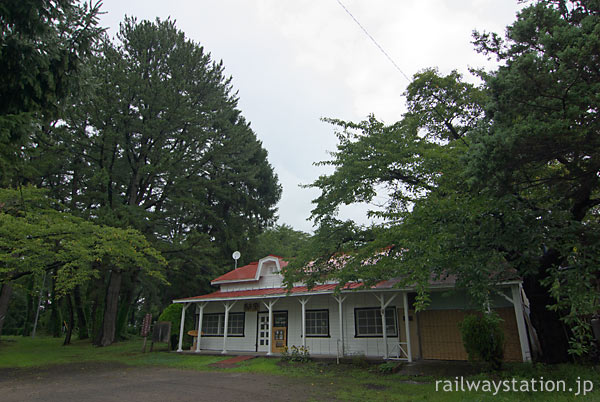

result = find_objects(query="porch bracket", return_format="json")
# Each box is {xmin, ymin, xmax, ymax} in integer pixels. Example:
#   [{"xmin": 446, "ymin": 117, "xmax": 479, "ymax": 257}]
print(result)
[
  {"xmin": 374, "ymin": 293, "xmax": 397, "ymax": 359},
  {"xmin": 221, "ymin": 300, "xmax": 237, "ymax": 354},
  {"xmin": 262, "ymin": 299, "xmax": 279, "ymax": 356},
  {"xmin": 497, "ymin": 289, "xmax": 514, "ymax": 305},
  {"xmin": 333, "ymin": 295, "xmax": 347, "ymax": 357},
  {"xmin": 298, "ymin": 297, "xmax": 311, "ymax": 348}
]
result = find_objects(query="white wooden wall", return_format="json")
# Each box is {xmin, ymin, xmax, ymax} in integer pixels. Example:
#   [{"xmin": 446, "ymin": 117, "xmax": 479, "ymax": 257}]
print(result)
[
  {"xmin": 195, "ymin": 292, "xmax": 405, "ymax": 357},
  {"xmin": 196, "ymin": 302, "xmax": 258, "ymax": 352}
]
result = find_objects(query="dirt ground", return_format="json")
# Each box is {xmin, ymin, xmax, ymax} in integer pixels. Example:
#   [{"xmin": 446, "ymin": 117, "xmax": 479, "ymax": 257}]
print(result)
[{"xmin": 0, "ymin": 362, "xmax": 335, "ymax": 402}]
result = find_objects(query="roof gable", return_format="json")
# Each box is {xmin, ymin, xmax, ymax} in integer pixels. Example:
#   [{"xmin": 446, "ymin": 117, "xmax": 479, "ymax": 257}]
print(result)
[
  {"xmin": 211, "ymin": 255, "xmax": 288, "ymax": 285},
  {"xmin": 211, "ymin": 262, "xmax": 258, "ymax": 283}
]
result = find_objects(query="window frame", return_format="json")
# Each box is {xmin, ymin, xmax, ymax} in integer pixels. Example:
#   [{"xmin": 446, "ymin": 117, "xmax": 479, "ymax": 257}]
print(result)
[
  {"xmin": 201, "ymin": 313, "xmax": 222, "ymax": 336},
  {"xmin": 354, "ymin": 307, "xmax": 397, "ymax": 338},
  {"xmin": 305, "ymin": 309, "xmax": 330, "ymax": 338},
  {"xmin": 201, "ymin": 312, "xmax": 245, "ymax": 337}
]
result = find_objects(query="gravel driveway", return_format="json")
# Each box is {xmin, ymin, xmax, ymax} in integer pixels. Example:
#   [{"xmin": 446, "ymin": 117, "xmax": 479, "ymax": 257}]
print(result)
[{"xmin": 0, "ymin": 362, "xmax": 335, "ymax": 402}]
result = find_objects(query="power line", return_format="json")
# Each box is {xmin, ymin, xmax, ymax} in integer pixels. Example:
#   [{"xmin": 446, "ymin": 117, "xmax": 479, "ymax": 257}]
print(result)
[{"xmin": 335, "ymin": 0, "xmax": 411, "ymax": 83}]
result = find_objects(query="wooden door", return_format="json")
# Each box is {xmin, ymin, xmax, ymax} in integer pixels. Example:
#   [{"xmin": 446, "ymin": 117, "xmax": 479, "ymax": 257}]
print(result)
[{"xmin": 272, "ymin": 327, "xmax": 287, "ymax": 353}]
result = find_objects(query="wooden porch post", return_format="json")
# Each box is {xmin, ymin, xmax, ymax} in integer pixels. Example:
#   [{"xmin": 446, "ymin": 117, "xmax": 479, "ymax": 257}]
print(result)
[
  {"xmin": 262, "ymin": 299, "xmax": 278, "ymax": 356},
  {"xmin": 333, "ymin": 295, "xmax": 346, "ymax": 357},
  {"xmin": 195, "ymin": 302, "xmax": 207, "ymax": 353},
  {"xmin": 403, "ymin": 292, "xmax": 412, "ymax": 362},
  {"xmin": 177, "ymin": 303, "xmax": 190, "ymax": 352},
  {"xmin": 222, "ymin": 300, "xmax": 237, "ymax": 354},
  {"xmin": 299, "ymin": 297, "xmax": 310, "ymax": 348},
  {"xmin": 268, "ymin": 305, "xmax": 273, "ymax": 355},
  {"xmin": 375, "ymin": 293, "xmax": 397, "ymax": 359}
]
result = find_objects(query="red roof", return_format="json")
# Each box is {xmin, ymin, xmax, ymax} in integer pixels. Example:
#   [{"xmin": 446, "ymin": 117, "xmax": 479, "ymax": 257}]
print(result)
[
  {"xmin": 211, "ymin": 255, "xmax": 288, "ymax": 284},
  {"xmin": 212, "ymin": 262, "xmax": 259, "ymax": 283},
  {"xmin": 178, "ymin": 253, "xmax": 521, "ymax": 303},
  {"xmin": 176, "ymin": 282, "xmax": 365, "ymax": 302}
]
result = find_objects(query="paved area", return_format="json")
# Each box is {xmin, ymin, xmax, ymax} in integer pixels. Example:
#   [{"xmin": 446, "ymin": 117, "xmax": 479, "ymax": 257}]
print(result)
[{"xmin": 0, "ymin": 362, "xmax": 335, "ymax": 402}]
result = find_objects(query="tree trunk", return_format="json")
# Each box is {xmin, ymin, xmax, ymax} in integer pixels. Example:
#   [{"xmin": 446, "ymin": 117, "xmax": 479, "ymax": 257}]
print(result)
[
  {"xmin": 92, "ymin": 298, "xmax": 102, "ymax": 345},
  {"xmin": 73, "ymin": 285, "xmax": 88, "ymax": 339},
  {"xmin": 90, "ymin": 274, "xmax": 105, "ymax": 345},
  {"xmin": 0, "ymin": 284, "xmax": 13, "ymax": 339},
  {"xmin": 21, "ymin": 277, "xmax": 34, "ymax": 336},
  {"xmin": 63, "ymin": 294, "xmax": 74, "ymax": 345},
  {"xmin": 100, "ymin": 269, "xmax": 122, "ymax": 346},
  {"xmin": 116, "ymin": 269, "xmax": 140, "ymax": 339},
  {"xmin": 49, "ymin": 274, "xmax": 61, "ymax": 337}
]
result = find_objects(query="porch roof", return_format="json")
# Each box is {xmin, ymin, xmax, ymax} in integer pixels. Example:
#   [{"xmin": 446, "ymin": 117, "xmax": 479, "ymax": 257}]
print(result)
[
  {"xmin": 173, "ymin": 276, "xmax": 523, "ymax": 303},
  {"xmin": 174, "ymin": 279, "xmax": 522, "ymax": 304},
  {"xmin": 173, "ymin": 282, "xmax": 366, "ymax": 303}
]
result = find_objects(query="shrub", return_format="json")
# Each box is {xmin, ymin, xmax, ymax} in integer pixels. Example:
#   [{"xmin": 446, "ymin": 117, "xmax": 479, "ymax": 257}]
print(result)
[
  {"xmin": 460, "ymin": 313, "xmax": 504, "ymax": 370},
  {"xmin": 281, "ymin": 345, "xmax": 311, "ymax": 362},
  {"xmin": 158, "ymin": 304, "xmax": 195, "ymax": 350},
  {"xmin": 377, "ymin": 361, "xmax": 401, "ymax": 374}
]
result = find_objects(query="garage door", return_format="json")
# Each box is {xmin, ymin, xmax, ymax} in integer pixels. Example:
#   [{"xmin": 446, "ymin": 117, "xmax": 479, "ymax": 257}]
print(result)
[{"xmin": 418, "ymin": 307, "xmax": 522, "ymax": 361}]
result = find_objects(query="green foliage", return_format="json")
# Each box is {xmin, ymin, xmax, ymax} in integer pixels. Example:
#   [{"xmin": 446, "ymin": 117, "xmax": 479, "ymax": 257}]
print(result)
[
  {"xmin": 281, "ymin": 345, "xmax": 311, "ymax": 363},
  {"xmin": 0, "ymin": 0, "xmax": 103, "ymax": 116},
  {"xmin": 376, "ymin": 361, "xmax": 401, "ymax": 374},
  {"xmin": 0, "ymin": 186, "xmax": 167, "ymax": 297},
  {"xmin": 157, "ymin": 304, "xmax": 194, "ymax": 340},
  {"xmin": 285, "ymin": 71, "xmax": 496, "ymax": 308},
  {"xmin": 467, "ymin": 0, "xmax": 600, "ymax": 359},
  {"xmin": 3, "ymin": 15, "xmax": 281, "ymax": 343},
  {"xmin": 286, "ymin": 0, "xmax": 600, "ymax": 360},
  {"xmin": 1, "ymin": 336, "xmax": 598, "ymax": 401},
  {"xmin": 544, "ymin": 264, "xmax": 599, "ymax": 358},
  {"xmin": 460, "ymin": 314, "xmax": 505, "ymax": 370},
  {"xmin": 0, "ymin": 335, "xmax": 225, "ymax": 368},
  {"xmin": 26, "ymin": 17, "xmax": 281, "ymax": 305},
  {"xmin": 2, "ymin": 287, "xmax": 28, "ymax": 335},
  {"xmin": 247, "ymin": 224, "xmax": 310, "ymax": 261},
  {"xmin": 0, "ymin": 0, "xmax": 104, "ymax": 184}
]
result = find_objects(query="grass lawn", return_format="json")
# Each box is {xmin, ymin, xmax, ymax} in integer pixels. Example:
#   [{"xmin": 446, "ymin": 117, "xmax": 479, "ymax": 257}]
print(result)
[{"xmin": 1, "ymin": 336, "xmax": 598, "ymax": 401}]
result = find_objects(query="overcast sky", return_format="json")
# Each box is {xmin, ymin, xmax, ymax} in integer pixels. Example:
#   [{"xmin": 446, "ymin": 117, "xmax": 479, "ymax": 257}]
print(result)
[{"xmin": 97, "ymin": 0, "xmax": 524, "ymax": 233}]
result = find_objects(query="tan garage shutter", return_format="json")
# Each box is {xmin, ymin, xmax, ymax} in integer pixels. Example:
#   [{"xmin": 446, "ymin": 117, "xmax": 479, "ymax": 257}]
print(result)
[{"xmin": 418, "ymin": 308, "xmax": 522, "ymax": 361}]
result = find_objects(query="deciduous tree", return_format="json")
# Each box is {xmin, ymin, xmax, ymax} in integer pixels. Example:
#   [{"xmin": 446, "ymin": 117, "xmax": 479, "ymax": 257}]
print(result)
[
  {"xmin": 0, "ymin": 187, "xmax": 167, "ymax": 342},
  {"xmin": 286, "ymin": 1, "xmax": 600, "ymax": 362}
]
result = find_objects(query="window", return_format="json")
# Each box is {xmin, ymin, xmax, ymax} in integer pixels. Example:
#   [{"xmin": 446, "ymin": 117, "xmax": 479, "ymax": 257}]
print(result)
[
  {"xmin": 228, "ymin": 313, "xmax": 245, "ymax": 335},
  {"xmin": 203, "ymin": 314, "xmax": 222, "ymax": 336},
  {"xmin": 305, "ymin": 309, "xmax": 329, "ymax": 337},
  {"xmin": 354, "ymin": 307, "xmax": 397, "ymax": 337},
  {"xmin": 273, "ymin": 311, "xmax": 288, "ymax": 327},
  {"xmin": 201, "ymin": 312, "xmax": 245, "ymax": 336}
]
